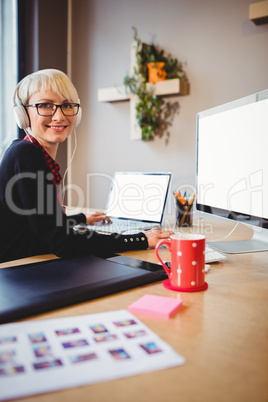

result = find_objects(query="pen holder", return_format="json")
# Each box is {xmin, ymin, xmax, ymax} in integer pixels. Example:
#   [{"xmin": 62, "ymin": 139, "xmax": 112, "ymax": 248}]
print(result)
[
  {"xmin": 174, "ymin": 191, "xmax": 195, "ymax": 227},
  {"xmin": 175, "ymin": 203, "xmax": 193, "ymax": 227}
]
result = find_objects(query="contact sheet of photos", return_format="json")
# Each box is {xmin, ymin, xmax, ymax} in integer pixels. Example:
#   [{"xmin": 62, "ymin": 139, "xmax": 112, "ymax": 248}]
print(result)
[{"xmin": 0, "ymin": 310, "xmax": 185, "ymax": 400}]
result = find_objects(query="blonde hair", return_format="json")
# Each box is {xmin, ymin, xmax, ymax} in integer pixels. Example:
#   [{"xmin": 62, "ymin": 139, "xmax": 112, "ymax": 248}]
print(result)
[{"xmin": 13, "ymin": 69, "xmax": 79, "ymax": 106}]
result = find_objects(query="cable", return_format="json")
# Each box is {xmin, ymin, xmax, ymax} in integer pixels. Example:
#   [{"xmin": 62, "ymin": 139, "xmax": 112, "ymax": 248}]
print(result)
[
  {"xmin": 24, "ymin": 127, "xmax": 77, "ymax": 206},
  {"xmin": 62, "ymin": 129, "xmax": 77, "ymax": 205},
  {"xmin": 24, "ymin": 128, "xmax": 33, "ymax": 142},
  {"xmin": 210, "ymin": 221, "xmax": 239, "ymax": 242}
]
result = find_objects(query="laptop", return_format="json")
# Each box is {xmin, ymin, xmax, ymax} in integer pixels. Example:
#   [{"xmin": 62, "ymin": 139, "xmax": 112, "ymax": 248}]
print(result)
[
  {"xmin": 79, "ymin": 172, "xmax": 172, "ymax": 234},
  {"xmin": 0, "ymin": 254, "xmax": 167, "ymax": 324}
]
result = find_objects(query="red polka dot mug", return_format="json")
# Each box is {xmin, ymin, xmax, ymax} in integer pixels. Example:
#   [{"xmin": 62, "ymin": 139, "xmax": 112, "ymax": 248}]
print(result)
[{"xmin": 155, "ymin": 233, "xmax": 208, "ymax": 292}]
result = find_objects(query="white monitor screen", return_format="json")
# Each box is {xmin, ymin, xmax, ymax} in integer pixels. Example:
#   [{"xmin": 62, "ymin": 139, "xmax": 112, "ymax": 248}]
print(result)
[{"xmin": 196, "ymin": 91, "xmax": 268, "ymax": 227}]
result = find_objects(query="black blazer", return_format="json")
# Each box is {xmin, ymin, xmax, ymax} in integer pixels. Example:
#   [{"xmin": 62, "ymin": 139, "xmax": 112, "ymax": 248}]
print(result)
[{"xmin": 0, "ymin": 140, "xmax": 148, "ymax": 263}]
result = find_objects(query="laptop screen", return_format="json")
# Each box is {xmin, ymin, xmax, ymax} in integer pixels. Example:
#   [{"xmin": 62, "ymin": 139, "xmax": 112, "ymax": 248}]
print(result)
[{"xmin": 106, "ymin": 172, "xmax": 172, "ymax": 224}]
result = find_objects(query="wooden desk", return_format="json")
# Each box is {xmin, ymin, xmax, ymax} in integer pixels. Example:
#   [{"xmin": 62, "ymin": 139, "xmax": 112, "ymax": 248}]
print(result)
[{"xmin": 1, "ymin": 216, "xmax": 268, "ymax": 402}]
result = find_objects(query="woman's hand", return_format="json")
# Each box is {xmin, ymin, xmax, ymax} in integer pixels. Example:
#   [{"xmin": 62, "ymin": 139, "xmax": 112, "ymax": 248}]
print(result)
[
  {"xmin": 145, "ymin": 227, "xmax": 174, "ymax": 248},
  {"xmin": 85, "ymin": 211, "xmax": 112, "ymax": 225}
]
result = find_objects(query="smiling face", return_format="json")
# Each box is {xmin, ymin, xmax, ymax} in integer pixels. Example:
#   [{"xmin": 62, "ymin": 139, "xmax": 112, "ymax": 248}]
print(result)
[{"xmin": 27, "ymin": 90, "xmax": 76, "ymax": 154}]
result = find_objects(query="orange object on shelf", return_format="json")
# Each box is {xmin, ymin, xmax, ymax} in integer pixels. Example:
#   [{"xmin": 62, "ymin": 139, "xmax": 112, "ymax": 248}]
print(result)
[{"xmin": 147, "ymin": 62, "xmax": 167, "ymax": 83}]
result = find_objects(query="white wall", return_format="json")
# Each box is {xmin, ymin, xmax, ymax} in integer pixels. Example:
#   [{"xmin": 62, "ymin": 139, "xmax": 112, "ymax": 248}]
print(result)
[{"xmin": 69, "ymin": 0, "xmax": 268, "ymax": 215}]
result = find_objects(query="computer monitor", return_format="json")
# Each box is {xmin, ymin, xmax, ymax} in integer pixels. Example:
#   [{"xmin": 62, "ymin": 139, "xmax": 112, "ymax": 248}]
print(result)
[{"xmin": 196, "ymin": 89, "xmax": 268, "ymax": 254}]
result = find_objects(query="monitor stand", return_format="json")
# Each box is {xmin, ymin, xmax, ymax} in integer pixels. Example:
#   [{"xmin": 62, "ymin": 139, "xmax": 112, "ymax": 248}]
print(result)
[{"xmin": 207, "ymin": 225, "xmax": 268, "ymax": 254}]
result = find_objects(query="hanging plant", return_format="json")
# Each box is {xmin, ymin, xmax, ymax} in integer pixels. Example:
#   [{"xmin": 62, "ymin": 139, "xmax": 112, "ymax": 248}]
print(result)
[
  {"xmin": 124, "ymin": 73, "xmax": 164, "ymax": 141},
  {"xmin": 124, "ymin": 27, "xmax": 185, "ymax": 141}
]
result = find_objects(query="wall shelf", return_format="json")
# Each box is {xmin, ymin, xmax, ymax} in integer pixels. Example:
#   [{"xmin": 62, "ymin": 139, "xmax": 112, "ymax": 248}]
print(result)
[
  {"xmin": 98, "ymin": 86, "xmax": 130, "ymax": 102},
  {"xmin": 249, "ymin": 0, "xmax": 268, "ymax": 25},
  {"xmin": 98, "ymin": 78, "xmax": 189, "ymax": 103}
]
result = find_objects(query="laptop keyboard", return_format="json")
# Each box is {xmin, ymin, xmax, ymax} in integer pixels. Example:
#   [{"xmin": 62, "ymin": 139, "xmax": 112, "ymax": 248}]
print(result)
[{"xmin": 74, "ymin": 221, "xmax": 156, "ymax": 234}]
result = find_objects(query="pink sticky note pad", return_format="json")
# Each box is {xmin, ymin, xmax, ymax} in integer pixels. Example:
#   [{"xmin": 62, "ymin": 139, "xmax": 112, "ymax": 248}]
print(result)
[{"xmin": 128, "ymin": 294, "xmax": 183, "ymax": 318}]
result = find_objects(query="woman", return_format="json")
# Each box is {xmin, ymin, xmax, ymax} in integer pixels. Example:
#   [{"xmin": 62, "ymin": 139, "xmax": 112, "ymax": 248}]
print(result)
[{"xmin": 0, "ymin": 69, "xmax": 172, "ymax": 263}]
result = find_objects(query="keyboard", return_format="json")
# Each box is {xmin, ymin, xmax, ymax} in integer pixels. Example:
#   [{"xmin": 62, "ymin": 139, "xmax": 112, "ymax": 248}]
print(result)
[
  {"xmin": 205, "ymin": 245, "xmax": 227, "ymax": 263},
  {"xmin": 161, "ymin": 244, "xmax": 227, "ymax": 264}
]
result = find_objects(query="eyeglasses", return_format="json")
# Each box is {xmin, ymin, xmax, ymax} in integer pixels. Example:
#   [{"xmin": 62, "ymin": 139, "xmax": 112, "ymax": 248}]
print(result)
[{"xmin": 25, "ymin": 102, "xmax": 80, "ymax": 117}]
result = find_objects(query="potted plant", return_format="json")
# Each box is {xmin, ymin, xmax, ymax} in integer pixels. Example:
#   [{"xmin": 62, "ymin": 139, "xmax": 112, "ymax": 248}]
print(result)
[
  {"xmin": 133, "ymin": 28, "xmax": 183, "ymax": 82},
  {"xmin": 124, "ymin": 27, "xmax": 184, "ymax": 141}
]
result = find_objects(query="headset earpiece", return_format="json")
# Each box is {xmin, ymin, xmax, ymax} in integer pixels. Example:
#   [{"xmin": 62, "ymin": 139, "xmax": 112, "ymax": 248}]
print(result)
[
  {"xmin": 13, "ymin": 104, "xmax": 30, "ymax": 129},
  {"xmin": 12, "ymin": 90, "xmax": 30, "ymax": 129},
  {"xmin": 74, "ymin": 106, "xmax": 82, "ymax": 128}
]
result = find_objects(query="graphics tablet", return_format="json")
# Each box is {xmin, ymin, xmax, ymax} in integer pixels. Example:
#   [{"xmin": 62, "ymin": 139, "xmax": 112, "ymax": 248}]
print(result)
[{"xmin": 0, "ymin": 255, "xmax": 167, "ymax": 324}]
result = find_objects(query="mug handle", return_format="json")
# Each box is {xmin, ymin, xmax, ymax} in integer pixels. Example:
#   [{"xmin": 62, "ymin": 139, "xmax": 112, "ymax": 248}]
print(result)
[{"xmin": 155, "ymin": 239, "xmax": 171, "ymax": 278}]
